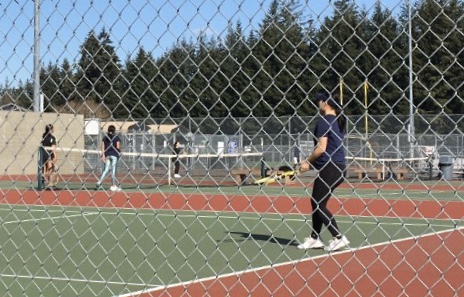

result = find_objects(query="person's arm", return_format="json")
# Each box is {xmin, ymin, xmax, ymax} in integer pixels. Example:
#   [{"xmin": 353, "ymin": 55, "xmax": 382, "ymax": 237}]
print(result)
[
  {"xmin": 116, "ymin": 138, "xmax": 121, "ymax": 157},
  {"xmin": 300, "ymin": 119, "xmax": 329, "ymax": 172},
  {"xmin": 101, "ymin": 140, "xmax": 107, "ymax": 162},
  {"xmin": 300, "ymin": 138, "xmax": 327, "ymax": 172},
  {"xmin": 307, "ymin": 137, "xmax": 328, "ymax": 165},
  {"xmin": 51, "ymin": 142, "xmax": 57, "ymax": 162}
]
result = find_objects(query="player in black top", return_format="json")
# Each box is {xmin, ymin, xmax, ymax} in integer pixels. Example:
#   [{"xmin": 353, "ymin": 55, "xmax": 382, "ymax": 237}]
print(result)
[
  {"xmin": 172, "ymin": 141, "xmax": 182, "ymax": 178},
  {"xmin": 40, "ymin": 124, "xmax": 58, "ymax": 188}
]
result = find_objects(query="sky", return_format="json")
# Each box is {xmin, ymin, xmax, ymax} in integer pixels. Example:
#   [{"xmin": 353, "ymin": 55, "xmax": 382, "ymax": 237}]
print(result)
[{"xmin": 0, "ymin": 0, "xmax": 404, "ymax": 87}]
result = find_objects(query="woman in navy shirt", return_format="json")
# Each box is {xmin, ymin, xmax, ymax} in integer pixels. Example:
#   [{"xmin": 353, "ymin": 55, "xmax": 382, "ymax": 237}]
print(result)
[
  {"xmin": 96, "ymin": 125, "xmax": 121, "ymax": 191},
  {"xmin": 298, "ymin": 92, "xmax": 349, "ymax": 252}
]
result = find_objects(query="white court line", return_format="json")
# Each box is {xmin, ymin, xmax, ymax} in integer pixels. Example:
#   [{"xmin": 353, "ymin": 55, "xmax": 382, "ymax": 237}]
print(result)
[
  {"xmin": 0, "ymin": 207, "xmax": 84, "ymax": 214},
  {"xmin": 0, "ymin": 273, "xmax": 160, "ymax": 288},
  {"xmin": 95, "ymin": 209, "xmax": 461, "ymax": 225},
  {"xmin": 0, "ymin": 206, "xmax": 458, "ymax": 226},
  {"xmin": 335, "ymin": 190, "xmax": 453, "ymax": 198},
  {"xmin": 1, "ymin": 212, "xmax": 99, "ymax": 225},
  {"xmin": 115, "ymin": 226, "xmax": 464, "ymax": 297},
  {"xmin": 3, "ymin": 206, "xmax": 455, "ymax": 231}
]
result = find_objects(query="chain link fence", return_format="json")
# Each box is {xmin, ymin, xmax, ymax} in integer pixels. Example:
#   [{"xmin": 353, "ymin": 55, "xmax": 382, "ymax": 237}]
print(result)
[{"xmin": 1, "ymin": 0, "xmax": 463, "ymax": 296}]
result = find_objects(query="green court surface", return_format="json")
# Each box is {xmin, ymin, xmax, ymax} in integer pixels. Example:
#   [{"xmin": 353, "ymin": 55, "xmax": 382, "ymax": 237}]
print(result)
[{"xmin": 0, "ymin": 204, "xmax": 460, "ymax": 297}]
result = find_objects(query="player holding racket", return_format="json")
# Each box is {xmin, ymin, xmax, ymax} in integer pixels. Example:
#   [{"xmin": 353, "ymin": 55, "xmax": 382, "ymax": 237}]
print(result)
[
  {"xmin": 297, "ymin": 91, "xmax": 349, "ymax": 252},
  {"xmin": 40, "ymin": 124, "xmax": 58, "ymax": 189}
]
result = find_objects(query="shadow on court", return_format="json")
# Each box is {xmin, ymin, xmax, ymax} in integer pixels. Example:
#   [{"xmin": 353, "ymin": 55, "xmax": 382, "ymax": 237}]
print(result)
[{"xmin": 226, "ymin": 231, "xmax": 299, "ymax": 247}]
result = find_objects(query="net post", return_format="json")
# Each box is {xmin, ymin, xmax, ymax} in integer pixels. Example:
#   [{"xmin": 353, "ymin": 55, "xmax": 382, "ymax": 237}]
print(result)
[
  {"xmin": 428, "ymin": 160, "xmax": 433, "ymax": 180},
  {"xmin": 168, "ymin": 155, "xmax": 172, "ymax": 185},
  {"xmin": 260, "ymin": 156, "xmax": 266, "ymax": 178},
  {"xmin": 37, "ymin": 147, "xmax": 43, "ymax": 191}
]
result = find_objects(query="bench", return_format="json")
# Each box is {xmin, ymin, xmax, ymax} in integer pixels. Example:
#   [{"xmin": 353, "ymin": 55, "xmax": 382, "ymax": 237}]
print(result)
[
  {"xmin": 452, "ymin": 169, "xmax": 464, "ymax": 179},
  {"xmin": 230, "ymin": 168, "xmax": 264, "ymax": 184},
  {"xmin": 353, "ymin": 166, "xmax": 409, "ymax": 180}
]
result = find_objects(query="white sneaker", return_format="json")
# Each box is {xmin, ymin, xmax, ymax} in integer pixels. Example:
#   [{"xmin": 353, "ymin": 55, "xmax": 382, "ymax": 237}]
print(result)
[
  {"xmin": 297, "ymin": 237, "xmax": 325, "ymax": 250},
  {"xmin": 110, "ymin": 185, "xmax": 122, "ymax": 192},
  {"xmin": 324, "ymin": 236, "xmax": 350, "ymax": 252},
  {"xmin": 174, "ymin": 174, "xmax": 182, "ymax": 178}
]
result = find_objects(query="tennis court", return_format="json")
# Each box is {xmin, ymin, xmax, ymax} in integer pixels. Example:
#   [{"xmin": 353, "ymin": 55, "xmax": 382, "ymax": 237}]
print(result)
[
  {"xmin": 0, "ymin": 178, "xmax": 462, "ymax": 296},
  {"xmin": 3, "ymin": 0, "xmax": 464, "ymax": 296}
]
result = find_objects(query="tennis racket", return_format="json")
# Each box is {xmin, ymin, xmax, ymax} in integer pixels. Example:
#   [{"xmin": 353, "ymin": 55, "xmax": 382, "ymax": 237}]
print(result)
[
  {"xmin": 254, "ymin": 165, "xmax": 300, "ymax": 185},
  {"xmin": 48, "ymin": 163, "xmax": 60, "ymax": 187}
]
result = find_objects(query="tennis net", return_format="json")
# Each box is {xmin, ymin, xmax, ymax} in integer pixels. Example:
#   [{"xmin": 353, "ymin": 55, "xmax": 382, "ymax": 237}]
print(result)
[{"xmin": 37, "ymin": 146, "xmax": 264, "ymax": 190}]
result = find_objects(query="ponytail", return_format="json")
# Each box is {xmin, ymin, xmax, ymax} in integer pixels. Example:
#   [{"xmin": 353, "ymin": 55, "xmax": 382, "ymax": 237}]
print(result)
[{"xmin": 335, "ymin": 108, "xmax": 346, "ymax": 133}]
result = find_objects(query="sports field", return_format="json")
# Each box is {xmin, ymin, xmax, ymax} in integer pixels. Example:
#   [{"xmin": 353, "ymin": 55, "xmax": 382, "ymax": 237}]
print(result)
[{"xmin": 0, "ymin": 178, "xmax": 462, "ymax": 296}]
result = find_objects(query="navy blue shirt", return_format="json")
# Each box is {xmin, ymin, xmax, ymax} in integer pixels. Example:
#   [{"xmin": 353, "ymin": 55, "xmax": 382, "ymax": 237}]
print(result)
[
  {"xmin": 103, "ymin": 135, "xmax": 121, "ymax": 158},
  {"xmin": 313, "ymin": 115, "xmax": 345, "ymax": 169}
]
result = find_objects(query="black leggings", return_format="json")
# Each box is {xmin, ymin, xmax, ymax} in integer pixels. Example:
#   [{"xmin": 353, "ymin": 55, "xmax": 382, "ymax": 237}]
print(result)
[
  {"xmin": 174, "ymin": 159, "xmax": 180, "ymax": 174},
  {"xmin": 311, "ymin": 162, "xmax": 346, "ymax": 239}
]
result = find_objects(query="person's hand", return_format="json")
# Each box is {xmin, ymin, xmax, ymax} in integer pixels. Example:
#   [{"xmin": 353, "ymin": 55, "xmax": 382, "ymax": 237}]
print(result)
[
  {"xmin": 101, "ymin": 155, "xmax": 107, "ymax": 162},
  {"xmin": 299, "ymin": 160, "xmax": 311, "ymax": 173}
]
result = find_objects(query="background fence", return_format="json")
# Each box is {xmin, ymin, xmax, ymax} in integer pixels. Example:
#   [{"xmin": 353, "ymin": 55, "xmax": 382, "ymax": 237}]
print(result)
[
  {"xmin": 84, "ymin": 114, "xmax": 464, "ymax": 174},
  {"xmin": 1, "ymin": 0, "xmax": 464, "ymax": 296}
]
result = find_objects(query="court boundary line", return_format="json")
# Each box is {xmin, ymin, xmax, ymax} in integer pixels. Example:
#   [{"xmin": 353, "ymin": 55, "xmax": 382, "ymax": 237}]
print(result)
[
  {"xmin": 0, "ymin": 273, "xmax": 161, "ymax": 288},
  {"xmin": 115, "ymin": 226, "xmax": 464, "ymax": 297},
  {"xmin": 99, "ymin": 210, "xmax": 460, "ymax": 225},
  {"xmin": 2, "ymin": 212, "xmax": 99, "ymax": 225},
  {"xmin": 1, "ymin": 204, "xmax": 459, "ymax": 224}
]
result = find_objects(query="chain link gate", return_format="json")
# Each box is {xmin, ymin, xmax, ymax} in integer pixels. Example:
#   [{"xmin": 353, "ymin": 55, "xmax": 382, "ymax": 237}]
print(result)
[{"xmin": 1, "ymin": 0, "xmax": 463, "ymax": 296}]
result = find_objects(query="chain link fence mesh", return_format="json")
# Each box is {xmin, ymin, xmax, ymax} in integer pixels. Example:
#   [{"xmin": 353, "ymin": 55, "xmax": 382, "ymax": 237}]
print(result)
[{"xmin": 1, "ymin": 0, "xmax": 463, "ymax": 296}]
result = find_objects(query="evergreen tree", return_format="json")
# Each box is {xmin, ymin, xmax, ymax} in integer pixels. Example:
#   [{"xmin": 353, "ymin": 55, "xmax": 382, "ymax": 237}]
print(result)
[
  {"xmin": 60, "ymin": 59, "xmax": 75, "ymax": 102},
  {"xmin": 253, "ymin": 0, "xmax": 284, "ymax": 117},
  {"xmin": 191, "ymin": 33, "xmax": 227, "ymax": 119},
  {"xmin": 240, "ymin": 29, "xmax": 262, "ymax": 119},
  {"xmin": 222, "ymin": 21, "xmax": 252, "ymax": 118},
  {"xmin": 121, "ymin": 48, "xmax": 159, "ymax": 120},
  {"xmin": 405, "ymin": 0, "xmax": 464, "ymax": 133},
  {"xmin": 76, "ymin": 30, "xmax": 100, "ymax": 102},
  {"xmin": 315, "ymin": 0, "xmax": 366, "ymax": 116},
  {"xmin": 155, "ymin": 39, "xmax": 196, "ymax": 120},
  {"xmin": 362, "ymin": 2, "xmax": 405, "ymax": 128},
  {"xmin": 40, "ymin": 59, "xmax": 76, "ymax": 111},
  {"xmin": 75, "ymin": 28, "xmax": 122, "ymax": 116},
  {"xmin": 40, "ymin": 62, "xmax": 62, "ymax": 110},
  {"xmin": 252, "ymin": 0, "xmax": 312, "ymax": 118},
  {"xmin": 16, "ymin": 80, "xmax": 34, "ymax": 109}
]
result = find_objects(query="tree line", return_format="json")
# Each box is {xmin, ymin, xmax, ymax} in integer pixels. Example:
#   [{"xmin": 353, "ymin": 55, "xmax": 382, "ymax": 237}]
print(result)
[{"xmin": 1, "ymin": 0, "xmax": 463, "ymax": 135}]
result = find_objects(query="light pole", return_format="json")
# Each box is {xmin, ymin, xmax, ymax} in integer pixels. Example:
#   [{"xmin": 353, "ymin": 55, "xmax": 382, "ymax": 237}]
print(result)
[
  {"xmin": 33, "ymin": 0, "xmax": 41, "ymax": 112},
  {"xmin": 408, "ymin": 0, "xmax": 415, "ymax": 157}
]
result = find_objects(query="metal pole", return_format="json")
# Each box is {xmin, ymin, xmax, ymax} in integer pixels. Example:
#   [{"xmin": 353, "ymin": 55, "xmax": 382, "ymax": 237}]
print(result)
[
  {"xmin": 364, "ymin": 80, "xmax": 368, "ymax": 147},
  {"xmin": 408, "ymin": 0, "xmax": 415, "ymax": 158},
  {"xmin": 288, "ymin": 117, "xmax": 291, "ymax": 163},
  {"xmin": 33, "ymin": 0, "xmax": 41, "ymax": 112}
]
